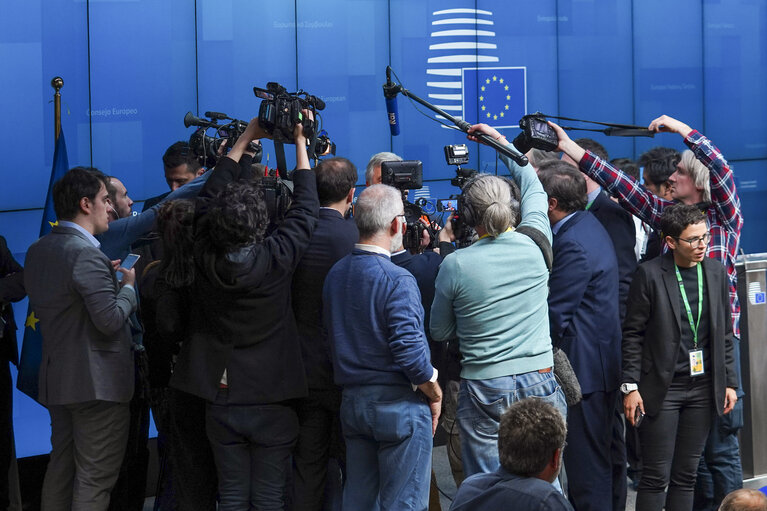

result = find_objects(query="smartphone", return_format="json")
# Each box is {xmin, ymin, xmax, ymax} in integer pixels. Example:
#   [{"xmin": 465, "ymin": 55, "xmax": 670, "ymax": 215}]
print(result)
[
  {"xmin": 634, "ymin": 407, "xmax": 645, "ymax": 428},
  {"xmin": 117, "ymin": 253, "xmax": 140, "ymax": 282}
]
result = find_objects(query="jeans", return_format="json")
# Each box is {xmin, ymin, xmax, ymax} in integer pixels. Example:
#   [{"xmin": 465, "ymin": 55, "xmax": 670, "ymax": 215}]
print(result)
[
  {"xmin": 340, "ymin": 385, "xmax": 432, "ymax": 511},
  {"xmin": 456, "ymin": 370, "xmax": 567, "ymax": 478},
  {"xmin": 206, "ymin": 389, "xmax": 299, "ymax": 510},
  {"xmin": 636, "ymin": 377, "xmax": 712, "ymax": 511}
]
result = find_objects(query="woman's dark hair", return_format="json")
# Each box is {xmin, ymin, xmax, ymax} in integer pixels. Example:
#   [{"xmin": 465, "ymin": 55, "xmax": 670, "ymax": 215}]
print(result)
[
  {"xmin": 205, "ymin": 181, "xmax": 268, "ymax": 253},
  {"xmin": 638, "ymin": 147, "xmax": 680, "ymax": 186},
  {"xmin": 660, "ymin": 203, "xmax": 707, "ymax": 239},
  {"xmin": 157, "ymin": 200, "xmax": 196, "ymax": 288}
]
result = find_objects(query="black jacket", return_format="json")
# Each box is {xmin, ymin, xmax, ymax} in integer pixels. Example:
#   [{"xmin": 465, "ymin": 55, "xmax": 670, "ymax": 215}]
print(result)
[
  {"xmin": 291, "ymin": 208, "xmax": 358, "ymax": 390},
  {"xmin": 0, "ymin": 236, "xmax": 25, "ymax": 365},
  {"xmin": 589, "ymin": 190, "xmax": 637, "ymax": 322},
  {"xmin": 171, "ymin": 157, "xmax": 319, "ymax": 404},
  {"xmin": 622, "ymin": 252, "xmax": 737, "ymax": 417}
]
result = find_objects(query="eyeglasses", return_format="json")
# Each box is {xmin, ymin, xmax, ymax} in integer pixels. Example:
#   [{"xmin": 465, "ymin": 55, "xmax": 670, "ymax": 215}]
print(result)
[{"xmin": 675, "ymin": 232, "xmax": 711, "ymax": 248}]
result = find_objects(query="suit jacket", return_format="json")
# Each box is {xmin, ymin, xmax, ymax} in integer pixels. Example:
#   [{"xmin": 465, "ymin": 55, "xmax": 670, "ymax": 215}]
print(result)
[
  {"xmin": 24, "ymin": 226, "xmax": 137, "ymax": 405},
  {"xmin": 622, "ymin": 252, "xmax": 736, "ymax": 417},
  {"xmin": 548, "ymin": 211, "xmax": 621, "ymax": 394},
  {"xmin": 0, "ymin": 236, "xmax": 25, "ymax": 365},
  {"xmin": 291, "ymin": 208, "xmax": 358, "ymax": 390},
  {"xmin": 170, "ymin": 157, "xmax": 319, "ymax": 405},
  {"xmin": 589, "ymin": 190, "xmax": 637, "ymax": 322}
]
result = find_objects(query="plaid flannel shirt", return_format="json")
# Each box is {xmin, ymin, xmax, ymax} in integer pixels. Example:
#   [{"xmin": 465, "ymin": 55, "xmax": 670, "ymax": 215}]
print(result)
[{"xmin": 579, "ymin": 130, "xmax": 743, "ymax": 338}]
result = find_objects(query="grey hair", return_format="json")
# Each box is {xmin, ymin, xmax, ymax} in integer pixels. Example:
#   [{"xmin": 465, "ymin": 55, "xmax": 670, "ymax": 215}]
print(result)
[
  {"xmin": 365, "ymin": 151, "xmax": 402, "ymax": 184},
  {"xmin": 679, "ymin": 150, "xmax": 711, "ymax": 203},
  {"xmin": 464, "ymin": 174, "xmax": 518, "ymax": 237},
  {"xmin": 355, "ymin": 184, "xmax": 403, "ymax": 238},
  {"xmin": 498, "ymin": 398, "xmax": 567, "ymax": 478}
]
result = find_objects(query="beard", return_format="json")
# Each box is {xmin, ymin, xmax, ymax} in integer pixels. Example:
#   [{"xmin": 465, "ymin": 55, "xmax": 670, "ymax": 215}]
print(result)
[{"xmin": 389, "ymin": 229, "xmax": 403, "ymax": 253}]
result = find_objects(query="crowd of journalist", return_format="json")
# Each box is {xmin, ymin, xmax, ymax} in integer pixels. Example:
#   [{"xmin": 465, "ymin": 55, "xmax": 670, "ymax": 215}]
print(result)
[{"xmin": 3, "ymin": 105, "xmax": 766, "ymax": 511}]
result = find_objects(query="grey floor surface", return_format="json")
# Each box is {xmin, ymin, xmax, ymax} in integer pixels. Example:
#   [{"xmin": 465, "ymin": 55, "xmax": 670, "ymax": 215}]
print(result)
[{"xmin": 142, "ymin": 444, "xmax": 639, "ymax": 510}]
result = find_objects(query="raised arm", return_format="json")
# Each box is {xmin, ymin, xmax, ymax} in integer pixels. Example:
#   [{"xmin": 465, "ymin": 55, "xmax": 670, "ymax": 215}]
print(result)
[
  {"xmin": 649, "ymin": 114, "xmax": 742, "ymax": 236},
  {"xmin": 551, "ymin": 121, "xmax": 671, "ymax": 230}
]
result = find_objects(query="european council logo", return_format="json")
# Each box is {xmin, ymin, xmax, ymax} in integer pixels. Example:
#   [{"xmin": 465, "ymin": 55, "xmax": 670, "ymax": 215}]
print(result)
[
  {"xmin": 426, "ymin": 7, "xmax": 527, "ymax": 127},
  {"xmin": 462, "ymin": 67, "xmax": 526, "ymax": 129}
]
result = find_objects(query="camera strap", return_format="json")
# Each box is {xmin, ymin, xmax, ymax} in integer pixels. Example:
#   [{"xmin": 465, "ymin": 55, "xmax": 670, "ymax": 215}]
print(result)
[
  {"xmin": 540, "ymin": 114, "xmax": 655, "ymax": 138},
  {"xmin": 273, "ymin": 131, "xmax": 320, "ymax": 178}
]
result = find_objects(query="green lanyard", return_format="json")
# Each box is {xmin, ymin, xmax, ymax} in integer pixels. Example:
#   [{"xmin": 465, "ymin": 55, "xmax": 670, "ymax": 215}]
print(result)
[{"xmin": 674, "ymin": 263, "xmax": 703, "ymax": 348}]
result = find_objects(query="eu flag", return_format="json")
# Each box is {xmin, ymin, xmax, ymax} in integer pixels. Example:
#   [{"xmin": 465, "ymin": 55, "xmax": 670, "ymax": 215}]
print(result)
[
  {"xmin": 17, "ymin": 131, "xmax": 69, "ymax": 401},
  {"xmin": 462, "ymin": 67, "xmax": 526, "ymax": 128}
]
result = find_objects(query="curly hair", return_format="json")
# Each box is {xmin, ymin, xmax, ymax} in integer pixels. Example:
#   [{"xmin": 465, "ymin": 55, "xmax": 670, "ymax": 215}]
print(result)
[
  {"xmin": 204, "ymin": 182, "xmax": 269, "ymax": 253},
  {"xmin": 156, "ymin": 200, "xmax": 195, "ymax": 288}
]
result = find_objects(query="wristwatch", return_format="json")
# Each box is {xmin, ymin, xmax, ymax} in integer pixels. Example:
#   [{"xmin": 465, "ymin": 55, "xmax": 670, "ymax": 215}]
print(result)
[{"xmin": 620, "ymin": 383, "xmax": 638, "ymax": 395}]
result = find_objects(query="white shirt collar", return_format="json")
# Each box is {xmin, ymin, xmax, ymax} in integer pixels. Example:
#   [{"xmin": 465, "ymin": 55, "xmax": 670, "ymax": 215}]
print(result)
[
  {"xmin": 355, "ymin": 243, "xmax": 391, "ymax": 257},
  {"xmin": 58, "ymin": 220, "xmax": 101, "ymax": 248}
]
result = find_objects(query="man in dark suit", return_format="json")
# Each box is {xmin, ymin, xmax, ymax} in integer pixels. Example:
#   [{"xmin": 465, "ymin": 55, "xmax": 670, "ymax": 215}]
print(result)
[
  {"xmin": 0, "ymin": 235, "xmax": 25, "ymax": 509},
  {"xmin": 538, "ymin": 161, "xmax": 624, "ymax": 511},
  {"xmin": 24, "ymin": 167, "xmax": 138, "ymax": 509},
  {"xmin": 142, "ymin": 141, "xmax": 205, "ymax": 211},
  {"xmin": 290, "ymin": 156, "xmax": 358, "ymax": 510}
]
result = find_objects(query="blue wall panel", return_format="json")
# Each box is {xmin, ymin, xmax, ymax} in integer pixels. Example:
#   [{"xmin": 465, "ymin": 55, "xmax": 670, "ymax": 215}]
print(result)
[{"xmin": 89, "ymin": 0, "xmax": 198, "ymax": 203}]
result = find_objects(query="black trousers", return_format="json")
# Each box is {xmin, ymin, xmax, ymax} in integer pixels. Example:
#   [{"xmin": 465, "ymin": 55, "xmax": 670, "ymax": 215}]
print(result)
[
  {"xmin": 0, "ymin": 362, "xmax": 12, "ymax": 510},
  {"xmin": 564, "ymin": 390, "xmax": 626, "ymax": 511},
  {"xmin": 636, "ymin": 376, "xmax": 713, "ymax": 511},
  {"xmin": 290, "ymin": 388, "xmax": 344, "ymax": 511},
  {"xmin": 206, "ymin": 389, "xmax": 299, "ymax": 510}
]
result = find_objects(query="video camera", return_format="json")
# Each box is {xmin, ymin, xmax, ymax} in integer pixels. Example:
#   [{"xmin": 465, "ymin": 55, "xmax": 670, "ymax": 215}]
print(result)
[
  {"xmin": 183, "ymin": 111, "xmax": 262, "ymax": 168},
  {"xmin": 253, "ymin": 82, "xmax": 325, "ymax": 144},
  {"xmin": 379, "ymin": 160, "xmax": 437, "ymax": 253},
  {"xmin": 442, "ymin": 144, "xmax": 478, "ymax": 247}
]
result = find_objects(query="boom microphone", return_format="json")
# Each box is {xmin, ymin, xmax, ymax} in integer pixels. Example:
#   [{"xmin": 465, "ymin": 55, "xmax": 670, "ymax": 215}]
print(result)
[{"xmin": 383, "ymin": 66, "xmax": 400, "ymax": 136}]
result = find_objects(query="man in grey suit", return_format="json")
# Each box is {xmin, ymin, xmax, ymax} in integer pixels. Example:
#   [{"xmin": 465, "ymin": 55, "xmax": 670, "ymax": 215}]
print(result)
[{"xmin": 25, "ymin": 167, "xmax": 138, "ymax": 510}]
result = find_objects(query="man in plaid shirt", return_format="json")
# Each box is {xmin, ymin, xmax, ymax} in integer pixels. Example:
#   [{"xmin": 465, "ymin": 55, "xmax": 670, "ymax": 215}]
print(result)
[{"xmin": 550, "ymin": 114, "xmax": 744, "ymax": 510}]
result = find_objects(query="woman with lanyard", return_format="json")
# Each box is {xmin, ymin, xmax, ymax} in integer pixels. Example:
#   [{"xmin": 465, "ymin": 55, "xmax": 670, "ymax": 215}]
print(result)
[{"xmin": 620, "ymin": 204, "xmax": 738, "ymax": 511}]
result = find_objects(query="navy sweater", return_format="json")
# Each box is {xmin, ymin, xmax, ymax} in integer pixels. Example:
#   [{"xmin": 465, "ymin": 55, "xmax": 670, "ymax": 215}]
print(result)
[{"xmin": 323, "ymin": 249, "xmax": 433, "ymax": 387}]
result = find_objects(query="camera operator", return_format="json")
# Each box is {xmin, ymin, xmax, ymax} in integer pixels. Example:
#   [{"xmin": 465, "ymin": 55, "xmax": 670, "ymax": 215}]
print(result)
[
  {"xmin": 169, "ymin": 114, "xmax": 319, "ymax": 509},
  {"xmin": 430, "ymin": 123, "xmax": 566, "ymax": 481},
  {"xmin": 142, "ymin": 141, "xmax": 207, "ymax": 211}
]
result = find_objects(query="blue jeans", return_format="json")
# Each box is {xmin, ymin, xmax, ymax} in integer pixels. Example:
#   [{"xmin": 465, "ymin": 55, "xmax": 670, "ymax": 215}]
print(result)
[
  {"xmin": 457, "ymin": 370, "xmax": 567, "ymax": 478},
  {"xmin": 340, "ymin": 385, "xmax": 432, "ymax": 511}
]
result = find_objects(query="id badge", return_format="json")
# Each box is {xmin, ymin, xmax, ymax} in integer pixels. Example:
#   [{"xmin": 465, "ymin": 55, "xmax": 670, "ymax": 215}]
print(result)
[{"xmin": 689, "ymin": 349, "xmax": 705, "ymax": 377}]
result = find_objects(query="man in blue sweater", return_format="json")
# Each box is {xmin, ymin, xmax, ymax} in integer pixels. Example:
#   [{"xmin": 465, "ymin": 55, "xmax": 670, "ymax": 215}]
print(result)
[{"xmin": 324, "ymin": 184, "xmax": 442, "ymax": 511}]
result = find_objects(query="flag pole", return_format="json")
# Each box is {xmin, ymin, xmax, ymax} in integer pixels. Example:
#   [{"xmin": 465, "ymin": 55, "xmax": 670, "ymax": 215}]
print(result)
[{"xmin": 51, "ymin": 76, "xmax": 63, "ymax": 141}]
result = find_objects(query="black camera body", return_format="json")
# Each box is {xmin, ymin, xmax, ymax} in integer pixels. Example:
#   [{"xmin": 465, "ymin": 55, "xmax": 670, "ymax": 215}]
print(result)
[
  {"xmin": 184, "ymin": 111, "xmax": 262, "ymax": 167},
  {"xmin": 512, "ymin": 113, "xmax": 559, "ymax": 154},
  {"xmin": 380, "ymin": 160, "xmax": 435, "ymax": 252},
  {"xmin": 254, "ymin": 82, "xmax": 324, "ymax": 144}
]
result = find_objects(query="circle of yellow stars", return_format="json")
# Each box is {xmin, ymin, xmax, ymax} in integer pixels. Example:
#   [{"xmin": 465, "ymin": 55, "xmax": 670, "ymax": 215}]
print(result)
[{"xmin": 479, "ymin": 75, "xmax": 511, "ymax": 121}]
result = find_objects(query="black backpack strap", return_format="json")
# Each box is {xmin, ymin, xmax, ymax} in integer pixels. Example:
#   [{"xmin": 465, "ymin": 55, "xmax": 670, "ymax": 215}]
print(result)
[{"xmin": 515, "ymin": 225, "xmax": 553, "ymax": 272}]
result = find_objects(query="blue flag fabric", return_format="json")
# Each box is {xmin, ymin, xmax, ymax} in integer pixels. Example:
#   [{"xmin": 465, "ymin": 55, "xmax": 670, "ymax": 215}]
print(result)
[
  {"xmin": 17, "ymin": 131, "xmax": 69, "ymax": 401},
  {"xmin": 462, "ymin": 67, "xmax": 526, "ymax": 128}
]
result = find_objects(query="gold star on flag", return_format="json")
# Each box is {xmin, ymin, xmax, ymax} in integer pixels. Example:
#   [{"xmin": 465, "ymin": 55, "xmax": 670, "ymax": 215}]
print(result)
[
  {"xmin": 500, "ymin": 112, "xmax": 505, "ymax": 117},
  {"xmin": 26, "ymin": 312, "xmax": 40, "ymax": 331},
  {"xmin": 485, "ymin": 78, "xmax": 491, "ymax": 84},
  {"xmin": 49, "ymin": 220, "xmax": 58, "ymax": 228},
  {"xmin": 506, "ymin": 95, "xmax": 511, "ymax": 100},
  {"xmin": 499, "ymin": 78, "xmax": 504, "ymax": 84},
  {"xmin": 492, "ymin": 75, "xmax": 497, "ymax": 81},
  {"xmin": 505, "ymin": 85, "xmax": 509, "ymax": 91},
  {"xmin": 486, "ymin": 112, "xmax": 491, "ymax": 118},
  {"xmin": 481, "ymin": 85, "xmax": 486, "ymax": 91},
  {"xmin": 481, "ymin": 105, "xmax": 486, "ymax": 111},
  {"xmin": 505, "ymin": 105, "xmax": 509, "ymax": 110},
  {"xmin": 479, "ymin": 95, "xmax": 484, "ymax": 101},
  {"xmin": 493, "ymin": 114, "xmax": 498, "ymax": 120}
]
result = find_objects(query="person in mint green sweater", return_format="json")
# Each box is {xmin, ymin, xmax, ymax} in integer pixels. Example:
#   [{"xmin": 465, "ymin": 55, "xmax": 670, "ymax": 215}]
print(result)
[{"xmin": 431, "ymin": 123, "xmax": 567, "ymax": 480}]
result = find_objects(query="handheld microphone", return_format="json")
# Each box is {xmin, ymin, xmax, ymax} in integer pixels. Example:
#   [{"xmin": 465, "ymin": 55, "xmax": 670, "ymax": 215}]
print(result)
[{"xmin": 383, "ymin": 66, "xmax": 400, "ymax": 136}]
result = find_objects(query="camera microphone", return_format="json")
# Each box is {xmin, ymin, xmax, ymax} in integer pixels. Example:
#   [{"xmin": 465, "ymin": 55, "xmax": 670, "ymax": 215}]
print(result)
[
  {"xmin": 205, "ymin": 111, "xmax": 229, "ymax": 121},
  {"xmin": 383, "ymin": 66, "xmax": 400, "ymax": 136}
]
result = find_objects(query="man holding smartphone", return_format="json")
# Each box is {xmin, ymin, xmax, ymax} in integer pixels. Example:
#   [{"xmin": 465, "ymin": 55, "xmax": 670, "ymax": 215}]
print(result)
[{"xmin": 25, "ymin": 167, "xmax": 138, "ymax": 509}]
